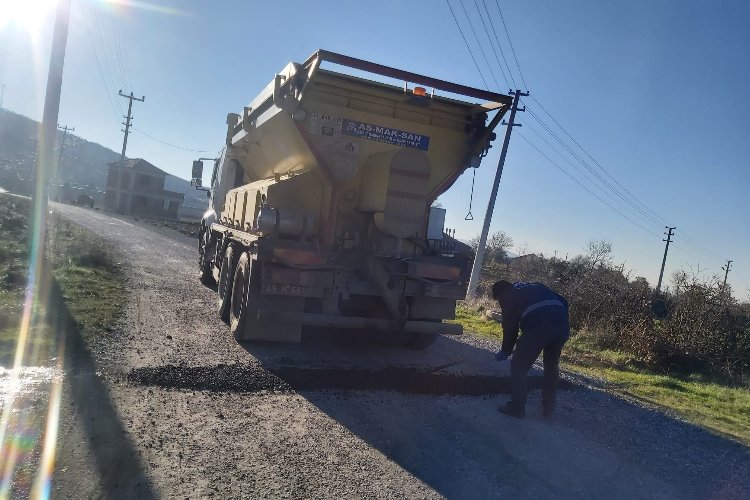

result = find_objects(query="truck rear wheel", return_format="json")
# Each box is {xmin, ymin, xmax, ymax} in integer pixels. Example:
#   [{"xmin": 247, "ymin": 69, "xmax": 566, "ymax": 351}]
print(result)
[
  {"xmin": 229, "ymin": 251, "xmax": 257, "ymax": 337},
  {"xmin": 217, "ymin": 244, "xmax": 238, "ymax": 322},
  {"xmin": 198, "ymin": 230, "xmax": 216, "ymax": 286}
]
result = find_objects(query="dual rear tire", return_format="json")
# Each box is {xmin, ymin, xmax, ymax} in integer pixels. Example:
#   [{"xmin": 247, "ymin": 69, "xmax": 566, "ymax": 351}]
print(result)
[
  {"xmin": 198, "ymin": 228, "xmax": 216, "ymax": 286},
  {"xmin": 229, "ymin": 251, "xmax": 260, "ymax": 337},
  {"xmin": 217, "ymin": 245, "xmax": 262, "ymax": 339},
  {"xmin": 217, "ymin": 245, "xmax": 238, "ymax": 322}
]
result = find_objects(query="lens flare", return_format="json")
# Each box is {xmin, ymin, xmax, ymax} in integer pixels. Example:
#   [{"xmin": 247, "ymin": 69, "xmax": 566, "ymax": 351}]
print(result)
[{"xmin": 0, "ymin": 0, "xmax": 58, "ymax": 33}]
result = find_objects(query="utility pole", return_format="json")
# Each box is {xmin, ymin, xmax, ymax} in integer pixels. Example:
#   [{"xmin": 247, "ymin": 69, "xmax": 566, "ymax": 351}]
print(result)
[
  {"xmin": 52, "ymin": 124, "xmax": 74, "ymax": 200},
  {"xmin": 118, "ymin": 90, "xmax": 145, "ymax": 162},
  {"xmin": 0, "ymin": 83, "xmax": 5, "ymax": 108},
  {"xmin": 31, "ymin": 0, "xmax": 71, "ymax": 224},
  {"xmin": 56, "ymin": 124, "xmax": 74, "ymax": 171},
  {"xmin": 722, "ymin": 260, "xmax": 733, "ymax": 291},
  {"xmin": 467, "ymin": 89, "xmax": 528, "ymax": 299},
  {"xmin": 655, "ymin": 226, "xmax": 676, "ymax": 294}
]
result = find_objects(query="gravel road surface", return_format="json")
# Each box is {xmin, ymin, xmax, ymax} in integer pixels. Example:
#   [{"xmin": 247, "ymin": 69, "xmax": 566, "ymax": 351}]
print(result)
[{"xmin": 51, "ymin": 203, "xmax": 750, "ymax": 499}]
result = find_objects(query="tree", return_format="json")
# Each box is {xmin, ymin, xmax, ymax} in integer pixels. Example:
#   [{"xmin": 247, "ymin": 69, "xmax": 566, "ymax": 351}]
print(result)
[
  {"xmin": 470, "ymin": 230, "xmax": 514, "ymax": 266},
  {"xmin": 585, "ymin": 239, "xmax": 613, "ymax": 268}
]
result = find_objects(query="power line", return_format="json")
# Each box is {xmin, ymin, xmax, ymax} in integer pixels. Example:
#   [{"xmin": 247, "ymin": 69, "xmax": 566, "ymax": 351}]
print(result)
[
  {"xmin": 115, "ymin": 17, "xmax": 133, "ymax": 90},
  {"xmin": 443, "ymin": 3, "xmax": 732, "ymax": 277},
  {"xmin": 79, "ymin": 3, "xmax": 121, "ymax": 122},
  {"xmin": 517, "ymin": 131, "xmax": 660, "ymax": 237},
  {"xmin": 675, "ymin": 228, "xmax": 727, "ymax": 261},
  {"xmin": 670, "ymin": 241, "xmax": 723, "ymax": 268},
  {"xmin": 445, "ymin": 0, "xmax": 490, "ymax": 90},
  {"xmin": 523, "ymin": 119, "xmax": 662, "ymax": 230},
  {"xmin": 526, "ymin": 103, "xmax": 730, "ymax": 267},
  {"xmin": 525, "ymin": 105, "xmax": 664, "ymax": 227},
  {"xmin": 90, "ymin": 3, "xmax": 124, "ymax": 110},
  {"xmin": 526, "ymin": 95, "xmax": 731, "ymax": 267},
  {"xmin": 111, "ymin": 17, "xmax": 127, "ymax": 89},
  {"xmin": 458, "ymin": 0, "xmax": 504, "ymax": 90},
  {"xmin": 526, "ymin": 95, "xmax": 667, "ymax": 225},
  {"xmin": 474, "ymin": 0, "xmax": 513, "ymax": 89},
  {"xmin": 131, "ymin": 127, "xmax": 210, "ymax": 153},
  {"xmin": 494, "ymin": 0, "xmax": 528, "ymax": 90}
]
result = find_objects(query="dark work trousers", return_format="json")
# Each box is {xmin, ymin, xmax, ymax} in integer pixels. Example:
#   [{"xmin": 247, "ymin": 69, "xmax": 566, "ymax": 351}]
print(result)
[{"xmin": 510, "ymin": 309, "xmax": 569, "ymax": 411}]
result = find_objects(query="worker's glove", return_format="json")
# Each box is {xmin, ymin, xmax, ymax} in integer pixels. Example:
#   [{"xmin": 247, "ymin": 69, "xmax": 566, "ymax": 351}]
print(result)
[{"xmin": 495, "ymin": 351, "xmax": 510, "ymax": 362}]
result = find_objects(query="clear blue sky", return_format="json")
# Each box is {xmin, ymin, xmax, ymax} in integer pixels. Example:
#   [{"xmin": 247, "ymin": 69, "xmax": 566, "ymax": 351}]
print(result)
[{"xmin": 1, "ymin": 0, "xmax": 748, "ymax": 298}]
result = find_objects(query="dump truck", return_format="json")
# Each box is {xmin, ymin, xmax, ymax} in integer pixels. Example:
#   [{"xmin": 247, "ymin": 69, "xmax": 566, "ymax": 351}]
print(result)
[{"xmin": 191, "ymin": 50, "xmax": 512, "ymax": 348}]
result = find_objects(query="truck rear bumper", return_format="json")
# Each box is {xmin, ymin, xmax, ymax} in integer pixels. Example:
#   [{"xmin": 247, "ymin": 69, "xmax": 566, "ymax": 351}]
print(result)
[{"xmin": 258, "ymin": 311, "xmax": 463, "ymax": 335}]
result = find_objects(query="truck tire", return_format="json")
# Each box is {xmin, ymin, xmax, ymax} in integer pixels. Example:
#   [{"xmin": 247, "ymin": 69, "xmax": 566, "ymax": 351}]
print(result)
[
  {"xmin": 198, "ymin": 230, "xmax": 216, "ymax": 286},
  {"xmin": 229, "ymin": 251, "xmax": 259, "ymax": 338},
  {"xmin": 217, "ymin": 244, "xmax": 238, "ymax": 322}
]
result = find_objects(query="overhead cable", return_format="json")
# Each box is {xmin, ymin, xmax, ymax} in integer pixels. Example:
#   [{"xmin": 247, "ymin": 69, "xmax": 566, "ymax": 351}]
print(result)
[
  {"xmin": 494, "ymin": 0, "xmax": 528, "ymax": 90},
  {"xmin": 445, "ymin": 0, "xmax": 491, "ymax": 90}
]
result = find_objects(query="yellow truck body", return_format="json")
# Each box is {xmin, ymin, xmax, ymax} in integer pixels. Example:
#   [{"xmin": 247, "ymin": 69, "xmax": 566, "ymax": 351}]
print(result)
[{"xmin": 196, "ymin": 50, "xmax": 511, "ymax": 346}]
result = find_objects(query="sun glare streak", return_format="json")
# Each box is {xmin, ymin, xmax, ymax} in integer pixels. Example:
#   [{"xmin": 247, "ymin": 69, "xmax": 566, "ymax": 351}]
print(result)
[
  {"xmin": 31, "ymin": 349, "xmax": 65, "ymax": 500},
  {"xmin": 0, "ymin": 283, "xmax": 35, "ymax": 461},
  {"xmin": 100, "ymin": 0, "xmax": 190, "ymax": 17},
  {"xmin": 0, "ymin": 97, "xmax": 59, "ymax": 496}
]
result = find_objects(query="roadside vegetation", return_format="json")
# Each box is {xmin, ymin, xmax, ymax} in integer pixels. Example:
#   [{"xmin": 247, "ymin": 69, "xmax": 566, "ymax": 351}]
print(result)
[
  {"xmin": 0, "ymin": 194, "xmax": 125, "ymax": 366},
  {"xmin": 460, "ymin": 231, "xmax": 750, "ymax": 445}
]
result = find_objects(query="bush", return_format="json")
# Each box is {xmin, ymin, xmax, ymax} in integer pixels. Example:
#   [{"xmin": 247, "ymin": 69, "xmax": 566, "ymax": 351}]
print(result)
[{"xmin": 477, "ymin": 242, "xmax": 750, "ymax": 384}]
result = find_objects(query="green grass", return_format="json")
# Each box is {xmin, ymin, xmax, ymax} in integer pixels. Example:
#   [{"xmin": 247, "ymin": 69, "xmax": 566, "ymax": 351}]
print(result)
[
  {"xmin": 0, "ymin": 195, "xmax": 35, "ymax": 363},
  {"xmin": 48, "ymin": 215, "xmax": 125, "ymax": 337},
  {"xmin": 457, "ymin": 303, "xmax": 750, "ymax": 445},
  {"xmin": 52, "ymin": 265, "xmax": 125, "ymax": 334},
  {"xmin": 0, "ymin": 194, "xmax": 125, "ymax": 365},
  {"xmin": 452, "ymin": 304, "xmax": 503, "ymax": 339}
]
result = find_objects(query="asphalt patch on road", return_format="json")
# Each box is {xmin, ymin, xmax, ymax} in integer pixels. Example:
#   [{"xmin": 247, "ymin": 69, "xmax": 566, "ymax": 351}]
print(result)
[{"xmin": 127, "ymin": 363, "xmax": 575, "ymax": 395}]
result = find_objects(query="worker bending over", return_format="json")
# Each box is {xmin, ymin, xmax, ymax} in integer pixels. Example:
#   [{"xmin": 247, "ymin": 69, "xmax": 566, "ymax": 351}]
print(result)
[{"xmin": 492, "ymin": 280, "xmax": 570, "ymax": 419}]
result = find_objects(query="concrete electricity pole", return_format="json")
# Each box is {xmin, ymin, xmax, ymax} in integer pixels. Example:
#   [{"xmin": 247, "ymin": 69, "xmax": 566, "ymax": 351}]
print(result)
[
  {"xmin": 655, "ymin": 226, "xmax": 676, "ymax": 294},
  {"xmin": 31, "ymin": 0, "xmax": 71, "ymax": 227},
  {"xmin": 118, "ymin": 90, "xmax": 145, "ymax": 162},
  {"xmin": 467, "ymin": 89, "xmax": 528, "ymax": 299},
  {"xmin": 722, "ymin": 260, "xmax": 733, "ymax": 291}
]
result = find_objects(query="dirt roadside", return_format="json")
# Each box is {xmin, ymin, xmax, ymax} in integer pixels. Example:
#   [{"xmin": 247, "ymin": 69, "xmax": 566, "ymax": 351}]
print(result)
[{"xmin": 51, "ymin": 203, "xmax": 749, "ymax": 499}]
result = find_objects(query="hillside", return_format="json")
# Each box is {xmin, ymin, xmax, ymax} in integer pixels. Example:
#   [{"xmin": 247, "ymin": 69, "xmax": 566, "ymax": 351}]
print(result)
[{"xmin": 0, "ymin": 108, "xmax": 207, "ymax": 217}]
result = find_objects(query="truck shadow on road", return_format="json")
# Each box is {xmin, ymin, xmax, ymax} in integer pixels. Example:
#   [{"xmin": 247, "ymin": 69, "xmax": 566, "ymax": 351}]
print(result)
[
  {"xmin": 129, "ymin": 331, "xmax": 750, "ymax": 499},
  {"xmin": 128, "ymin": 332, "xmax": 574, "ymax": 396},
  {"xmin": 48, "ymin": 276, "xmax": 157, "ymax": 499}
]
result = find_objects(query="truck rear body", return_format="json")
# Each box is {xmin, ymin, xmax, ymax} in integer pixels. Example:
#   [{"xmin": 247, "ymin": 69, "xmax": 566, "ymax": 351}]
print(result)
[{"xmin": 197, "ymin": 50, "xmax": 511, "ymax": 345}]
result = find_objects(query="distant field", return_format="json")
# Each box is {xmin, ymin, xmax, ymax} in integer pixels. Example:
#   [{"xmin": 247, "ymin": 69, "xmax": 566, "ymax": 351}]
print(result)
[{"xmin": 454, "ymin": 303, "xmax": 750, "ymax": 445}]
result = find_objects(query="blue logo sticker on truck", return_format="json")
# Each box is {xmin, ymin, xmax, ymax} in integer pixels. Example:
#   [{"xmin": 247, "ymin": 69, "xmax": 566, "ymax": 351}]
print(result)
[{"xmin": 342, "ymin": 119, "xmax": 430, "ymax": 151}]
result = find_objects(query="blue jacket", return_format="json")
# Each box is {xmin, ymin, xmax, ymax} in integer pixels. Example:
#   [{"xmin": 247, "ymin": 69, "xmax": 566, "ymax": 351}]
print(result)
[{"xmin": 498, "ymin": 282, "xmax": 569, "ymax": 354}]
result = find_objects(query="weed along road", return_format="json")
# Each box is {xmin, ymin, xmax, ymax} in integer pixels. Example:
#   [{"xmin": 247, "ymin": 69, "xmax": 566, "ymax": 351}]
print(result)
[{"xmin": 50, "ymin": 202, "xmax": 750, "ymax": 499}]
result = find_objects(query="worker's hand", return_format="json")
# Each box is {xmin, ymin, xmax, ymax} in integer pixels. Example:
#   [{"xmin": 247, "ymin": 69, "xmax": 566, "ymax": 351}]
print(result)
[{"xmin": 495, "ymin": 350, "xmax": 510, "ymax": 362}]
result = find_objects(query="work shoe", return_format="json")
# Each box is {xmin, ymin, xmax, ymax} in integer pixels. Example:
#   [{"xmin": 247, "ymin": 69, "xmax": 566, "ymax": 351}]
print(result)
[{"xmin": 499, "ymin": 402, "xmax": 525, "ymax": 419}]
